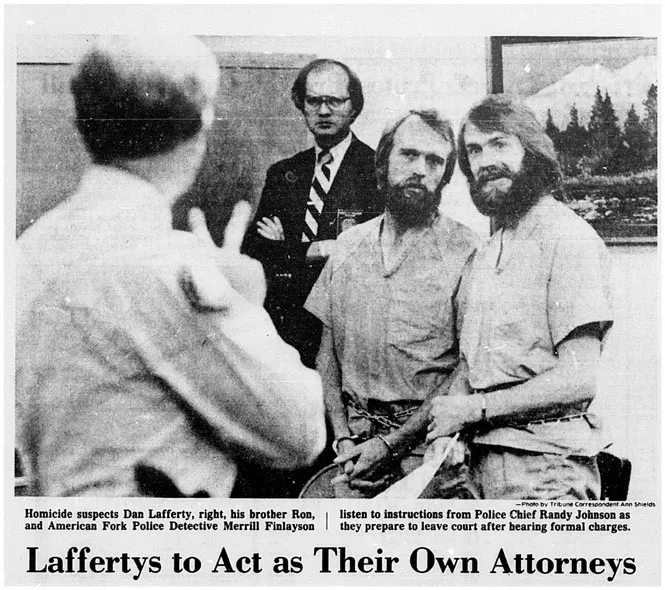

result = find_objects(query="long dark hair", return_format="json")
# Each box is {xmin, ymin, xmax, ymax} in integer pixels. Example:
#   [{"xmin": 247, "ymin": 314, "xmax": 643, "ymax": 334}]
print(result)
[{"xmin": 458, "ymin": 94, "xmax": 562, "ymax": 194}]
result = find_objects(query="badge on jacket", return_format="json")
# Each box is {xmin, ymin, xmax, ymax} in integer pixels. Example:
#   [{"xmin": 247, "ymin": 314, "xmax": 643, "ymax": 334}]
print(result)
[{"xmin": 337, "ymin": 210, "xmax": 363, "ymax": 236}]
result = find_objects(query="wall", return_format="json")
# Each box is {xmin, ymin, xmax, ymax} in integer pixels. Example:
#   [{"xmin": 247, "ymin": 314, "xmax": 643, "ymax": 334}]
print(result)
[
  {"xmin": 16, "ymin": 34, "xmax": 491, "ymax": 237},
  {"xmin": 596, "ymin": 245, "xmax": 659, "ymax": 499},
  {"xmin": 16, "ymin": 36, "xmax": 316, "ymax": 242}
]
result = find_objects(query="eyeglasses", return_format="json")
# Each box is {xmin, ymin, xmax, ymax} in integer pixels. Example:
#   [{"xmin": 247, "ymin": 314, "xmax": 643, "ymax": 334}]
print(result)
[{"xmin": 304, "ymin": 95, "xmax": 351, "ymax": 111}]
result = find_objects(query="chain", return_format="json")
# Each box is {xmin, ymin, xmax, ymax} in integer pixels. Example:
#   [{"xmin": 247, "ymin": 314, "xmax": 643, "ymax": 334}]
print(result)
[{"xmin": 346, "ymin": 397, "xmax": 415, "ymax": 430}]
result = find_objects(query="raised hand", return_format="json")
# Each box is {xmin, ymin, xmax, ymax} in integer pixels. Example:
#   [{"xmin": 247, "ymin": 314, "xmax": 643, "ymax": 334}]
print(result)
[{"xmin": 187, "ymin": 202, "xmax": 266, "ymax": 307}]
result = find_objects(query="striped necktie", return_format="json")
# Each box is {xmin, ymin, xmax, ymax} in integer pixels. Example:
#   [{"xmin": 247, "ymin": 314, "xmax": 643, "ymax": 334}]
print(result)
[{"xmin": 302, "ymin": 150, "xmax": 333, "ymax": 242}]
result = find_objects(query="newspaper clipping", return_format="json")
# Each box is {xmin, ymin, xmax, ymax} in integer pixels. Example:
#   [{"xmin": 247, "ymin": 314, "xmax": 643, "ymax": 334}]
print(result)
[{"xmin": 5, "ymin": 4, "xmax": 661, "ymax": 586}]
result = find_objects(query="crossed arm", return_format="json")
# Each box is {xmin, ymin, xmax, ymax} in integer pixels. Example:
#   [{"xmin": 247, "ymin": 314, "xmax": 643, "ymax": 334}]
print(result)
[{"xmin": 254, "ymin": 215, "xmax": 338, "ymax": 262}]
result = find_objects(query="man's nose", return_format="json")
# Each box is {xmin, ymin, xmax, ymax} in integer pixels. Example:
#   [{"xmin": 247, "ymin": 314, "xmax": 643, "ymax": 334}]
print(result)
[
  {"xmin": 318, "ymin": 101, "xmax": 332, "ymax": 115},
  {"xmin": 410, "ymin": 156, "xmax": 427, "ymax": 176},
  {"xmin": 475, "ymin": 147, "xmax": 497, "ymax": 169}
]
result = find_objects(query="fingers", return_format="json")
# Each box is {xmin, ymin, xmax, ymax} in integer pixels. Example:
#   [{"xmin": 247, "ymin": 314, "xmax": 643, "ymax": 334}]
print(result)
[
  {"xmin": 330, "ymin": 472, "xmax": 391, "ymax": 492},
  {"xmin": 189, "ymin": 203, "xmax": 256, "ymax": 251},
  {"xmin": 343, "ymin": 459, "xmax": 355, "ymax": 476},
  {"xmin": 447, "ymin": 440, "xmax": 467, "ymax": 466},
  {"xmin": 223, "ymin": 200, "xmax": 252, "ymax": 252},
  {"xmin": 256, "ymin": 216, "xmax": 284, "ymax": 241},
  {"xmin": 333, "ymin": 445, "xmax": 362, "ymax": 465},
  {"xmin": 188, "ymin": 207, "xmax": 216, "ymax": 247},
  {"xmin": 426, "ymin": 423, "xmax": 448, "ymax": 442},
  {"xmin": 330, "ymin": 458, "xmax": 357, "ymax": 485},
  {"xmin": 330, "ymin": 473, "xmax": 349, "ymax": 485},
  {"xmin": 426, "ymin": 416, "xmax": 444, "ymax": 437},
  {"xmin": 256, "ymin": 217, "xmax": 285, "ymax": 241},
  {"xmin": 257, "ymin": 219, "xmax": 274, "ymax": 232},
  {"xmin": 256, "ymin": 226, "xmax": 275, "ymax": 240},
  {"xmin": 348, "ymin": 475, "xmax": 392, "ymax": 492}
]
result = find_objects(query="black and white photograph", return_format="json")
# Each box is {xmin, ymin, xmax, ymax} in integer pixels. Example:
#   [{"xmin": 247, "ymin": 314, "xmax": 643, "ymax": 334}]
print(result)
[{"xmin": 6, "ymin": 4, "xmax": 660, "ymax": 586}]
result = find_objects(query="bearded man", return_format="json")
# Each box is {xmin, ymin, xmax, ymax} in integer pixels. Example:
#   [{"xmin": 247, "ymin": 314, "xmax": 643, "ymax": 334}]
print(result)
[
  {"xmin": 427, "ymin": 95, "xmax": 613, "ymax": 500},
  {"xmin": 305, "ymin": 110, "xmax": 478, "ymax": 497}
]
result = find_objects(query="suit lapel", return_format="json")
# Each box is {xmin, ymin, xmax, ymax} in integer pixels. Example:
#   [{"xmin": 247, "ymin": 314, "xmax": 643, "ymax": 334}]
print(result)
[
  {"xmin": 294, "ymin": 148, "xmax": 315, "ymax": 204},
  {"xmin": 289, "ymin": 148, "xmax": 315, "ymax": 241}
]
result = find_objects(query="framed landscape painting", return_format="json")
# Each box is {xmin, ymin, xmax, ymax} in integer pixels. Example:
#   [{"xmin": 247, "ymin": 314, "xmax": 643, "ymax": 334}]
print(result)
[{"xmin": 490, "ymin": 36, "xmax": 657, "ymax": 244}]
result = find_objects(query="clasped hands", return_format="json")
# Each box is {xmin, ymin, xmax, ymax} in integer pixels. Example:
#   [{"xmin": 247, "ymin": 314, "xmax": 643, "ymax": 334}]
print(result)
[
  {"xmin": 331, "ymin": 399, "xmax": 473, "ymax": 493},
  {"xmin": 331, "ymin": 437, "xmax": 396, "ymax": 493}
]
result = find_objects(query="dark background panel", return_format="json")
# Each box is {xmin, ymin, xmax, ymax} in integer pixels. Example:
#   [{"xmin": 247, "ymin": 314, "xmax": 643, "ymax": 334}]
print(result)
[
  {"xmin": 16, "ymin": 42, "xmax": 314, "ymax": 241},
  {"xmin": 16, "ymin": 63, "xmax": 90, "ymax": 236},
  {"xmin": 172, "ymin": 60, "xmax": 313, "ymax": 244}
]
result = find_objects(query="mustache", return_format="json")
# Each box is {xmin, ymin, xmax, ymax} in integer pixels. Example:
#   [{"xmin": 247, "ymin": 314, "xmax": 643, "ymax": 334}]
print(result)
[
  {"xmin": 400, "ymin": 178, "xmax": 427, "ymax": 190},
  {"xmin": 476, "ymin": 165, "xmax": 513, "ymax": 183}
]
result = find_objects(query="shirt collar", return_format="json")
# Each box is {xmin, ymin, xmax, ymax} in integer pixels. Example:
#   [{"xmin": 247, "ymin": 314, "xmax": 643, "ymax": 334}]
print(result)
[
  {"xmin": 72, "ymin": 165, "xmax": 172, "ymax": 232},
  {"xmin": 503, "ymin": 194, "xmax": 556, "ymax": 236},
  {"xmin": 315, "ymin": 131, "xmax": 353, "ymax": 163}
]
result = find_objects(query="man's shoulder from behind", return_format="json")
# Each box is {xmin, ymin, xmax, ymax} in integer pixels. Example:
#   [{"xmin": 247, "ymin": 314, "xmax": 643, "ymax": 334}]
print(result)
[{"xmin": 17, "ymin": 185, "xmax": 211, "ymax": 308}]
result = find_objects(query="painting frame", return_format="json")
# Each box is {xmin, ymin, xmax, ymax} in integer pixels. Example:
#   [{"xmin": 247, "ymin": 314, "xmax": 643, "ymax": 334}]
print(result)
[{"xmin": 488, "ymin": 36, "xmax": 657, "ymax": 245}]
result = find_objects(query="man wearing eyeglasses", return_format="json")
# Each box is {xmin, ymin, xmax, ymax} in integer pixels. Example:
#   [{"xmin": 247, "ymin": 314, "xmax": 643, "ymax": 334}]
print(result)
[{"xmin": 243, "ymin": 59, "xmax": 383, "ymax": 374}]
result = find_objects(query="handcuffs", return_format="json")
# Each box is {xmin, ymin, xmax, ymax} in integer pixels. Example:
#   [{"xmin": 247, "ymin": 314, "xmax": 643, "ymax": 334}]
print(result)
[{"xmin": 332, "ymin": 433, "xmax": 400, "ymax": 460}]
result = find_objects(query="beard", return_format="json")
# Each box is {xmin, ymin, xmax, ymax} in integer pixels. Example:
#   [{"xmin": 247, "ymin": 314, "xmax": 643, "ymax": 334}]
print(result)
[
  {"xmin": 385, "ymin": 178, "xmax": 442, "ymax": 228},
  {"xmin": 469, "ymin": 157, "xmax": 545, "ymax": 225}
]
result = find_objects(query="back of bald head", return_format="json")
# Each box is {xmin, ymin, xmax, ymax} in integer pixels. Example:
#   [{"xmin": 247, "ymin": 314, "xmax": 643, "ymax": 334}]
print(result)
[{"xmin": 71, "ymin": 36, "xmax": 220, "ymax": 164}]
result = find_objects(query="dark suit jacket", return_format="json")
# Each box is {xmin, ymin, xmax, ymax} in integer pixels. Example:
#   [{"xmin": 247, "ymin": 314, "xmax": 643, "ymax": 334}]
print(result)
[{"xmin": 243, "ymin": 135, "xmax": 383, "ymax": 366}]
